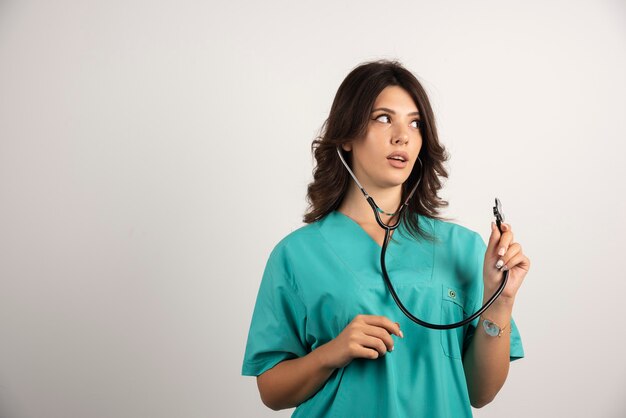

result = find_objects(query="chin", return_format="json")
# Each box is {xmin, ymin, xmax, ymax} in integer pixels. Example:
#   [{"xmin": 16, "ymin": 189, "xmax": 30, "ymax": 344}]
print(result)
[{"xmin": 381, "ymin": 177, "xmax": 408, "ymax": 189}]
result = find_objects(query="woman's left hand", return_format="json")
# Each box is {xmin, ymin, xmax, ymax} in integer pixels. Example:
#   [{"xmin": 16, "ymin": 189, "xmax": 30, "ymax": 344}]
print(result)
[{"xmin": 483, "ymin": 222, "xmax": 531, "ymax": 303}]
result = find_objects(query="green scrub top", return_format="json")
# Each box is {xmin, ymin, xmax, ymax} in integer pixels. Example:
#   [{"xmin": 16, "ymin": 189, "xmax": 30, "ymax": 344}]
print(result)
[{"xmin": 242, "ymin": 210, "xmax": 524, "ymax": 417}]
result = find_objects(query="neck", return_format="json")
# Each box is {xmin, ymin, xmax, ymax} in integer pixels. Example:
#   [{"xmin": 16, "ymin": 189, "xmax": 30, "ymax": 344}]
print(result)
[{"xmin": 338, "ymin": 181, "xmax": 403, "ymax": 226}]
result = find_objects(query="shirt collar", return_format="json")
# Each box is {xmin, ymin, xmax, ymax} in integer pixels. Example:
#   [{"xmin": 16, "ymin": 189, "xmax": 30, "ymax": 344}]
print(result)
[{"xmin": 316, "ymin": 210, "xmax": 434, "ymax": 284}]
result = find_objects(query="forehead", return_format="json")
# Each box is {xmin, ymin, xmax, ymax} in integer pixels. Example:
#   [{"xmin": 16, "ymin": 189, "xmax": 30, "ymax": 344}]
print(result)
[{"xmin": 372, "ymin": 86, "xmax": 418, "ymax": 111}]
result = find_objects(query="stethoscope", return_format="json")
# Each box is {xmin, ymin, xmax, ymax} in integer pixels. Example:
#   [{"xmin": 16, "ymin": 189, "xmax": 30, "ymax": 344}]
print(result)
[{"xmin": 336, "ymin": 147, "xmax": 509, "ymax": 329}]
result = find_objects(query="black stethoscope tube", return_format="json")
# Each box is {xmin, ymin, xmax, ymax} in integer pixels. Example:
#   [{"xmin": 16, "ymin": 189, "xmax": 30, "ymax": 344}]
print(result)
[
  {"xmin": 374, "ymin": 197, "xmax": 509, "ymax": 330},
  {"xmin": 337, "ymin": 147, "xmax": 509, "ymax": 329}
]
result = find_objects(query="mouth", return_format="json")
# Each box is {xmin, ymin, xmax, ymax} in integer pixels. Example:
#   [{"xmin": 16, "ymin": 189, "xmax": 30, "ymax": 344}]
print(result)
[
  {"xmin": 386, "ymin": 152, "xmax": 409, "ymax": 163},
  {"xmin": 387, "ymin": 152, "xmax": 409, "ymax": 169}
]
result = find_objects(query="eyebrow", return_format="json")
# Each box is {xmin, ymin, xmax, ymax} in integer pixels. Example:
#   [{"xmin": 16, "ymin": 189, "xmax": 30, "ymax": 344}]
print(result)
[{"xmin": 371, "ymin": 107, "xmax": 420, "ymax": 117}]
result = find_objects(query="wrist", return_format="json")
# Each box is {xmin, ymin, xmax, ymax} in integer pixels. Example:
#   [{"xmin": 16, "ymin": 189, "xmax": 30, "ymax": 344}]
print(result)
[
  {"xmin": 482, "ymin": 293, "xmax": 515, "ymax": 311},
  {"xmin": 481, "ymin": 296, "xmax": 514, "ymax": 323},
  {"xmin": 313, "ymin": 341, "xmax": 340, "ymax": 371}
]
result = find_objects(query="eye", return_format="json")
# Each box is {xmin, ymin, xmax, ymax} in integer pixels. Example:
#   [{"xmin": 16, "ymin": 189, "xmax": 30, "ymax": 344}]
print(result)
[
  {"xmin": 374, "ymin": 114, "xmax": 391, "ymax": 123},
  {"xmin": 411, "ymin": 119, "xmax": 422, "ymax": 129}
]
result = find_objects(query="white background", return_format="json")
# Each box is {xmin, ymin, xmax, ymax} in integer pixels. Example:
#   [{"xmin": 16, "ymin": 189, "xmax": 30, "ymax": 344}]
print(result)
[{"xmin": 1, "ymin": 1, "xmax": 625, "ymax": 417}]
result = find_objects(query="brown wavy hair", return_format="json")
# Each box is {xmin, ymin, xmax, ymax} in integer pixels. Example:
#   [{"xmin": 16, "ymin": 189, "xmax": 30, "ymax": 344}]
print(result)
[{"xmin": 303, "ymin": 59, "xmax": 451, "ymax": 242}]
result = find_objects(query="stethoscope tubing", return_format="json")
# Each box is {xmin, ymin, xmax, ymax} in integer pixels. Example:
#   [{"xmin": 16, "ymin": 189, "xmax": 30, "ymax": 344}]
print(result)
[
  {"xmin": 337, "ymin": 146, "xmax": 509, "ymax": 330},
  {"xmin": 376, "ymin": 206, "xmax": 509, "ymax": 330}
]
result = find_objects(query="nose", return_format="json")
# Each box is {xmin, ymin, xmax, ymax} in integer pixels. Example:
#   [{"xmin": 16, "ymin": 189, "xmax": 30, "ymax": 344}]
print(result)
[{"xmin": 392, "ymin": 127, "xmax": 409, "ymax": 145}]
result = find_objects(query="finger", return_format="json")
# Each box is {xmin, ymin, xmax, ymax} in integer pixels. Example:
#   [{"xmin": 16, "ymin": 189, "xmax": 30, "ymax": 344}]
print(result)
[
  {"xmin": 502, "ymin": 252, "xmax": 531, "ymax": 272},
  {"xmin": 495, "ymin": 223, "xmax": 514, "ymax": 257},
  {"xmin": 358, "ymin": 334, "xmax": 389, "ymax": 356},
  {"xmin": 394, "ymin": 322, "xmax": 404, "ymax": 339},
  {"xmin": 363, "ymin": 315, "xmax": 403, "ymax": 338},
  {"xmin": 354, "ymin": 345, "xmax": 381, "ymax": 360},
  {"xmin": 487, "ymin": 221, "xmax": 501, "ymax": 254},
  {"xmin": 496, "ymin": 242, "xmax": 522, "ymax": 270},
  {"xmin": 362, "ymin": 325, "xmax": 395, "ymax": 352}
]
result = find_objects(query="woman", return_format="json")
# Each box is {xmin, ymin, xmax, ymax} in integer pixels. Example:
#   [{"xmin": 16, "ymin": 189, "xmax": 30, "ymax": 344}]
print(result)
[{"xmin": 242, "ymin": 59, "xmax": 530, "ymax": 417}]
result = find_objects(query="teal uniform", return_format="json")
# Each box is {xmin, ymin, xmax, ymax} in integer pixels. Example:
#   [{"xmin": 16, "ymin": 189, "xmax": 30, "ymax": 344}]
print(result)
[{"xmin": 242, "ymin": 210, "xmax": 524, "ymax": 417}]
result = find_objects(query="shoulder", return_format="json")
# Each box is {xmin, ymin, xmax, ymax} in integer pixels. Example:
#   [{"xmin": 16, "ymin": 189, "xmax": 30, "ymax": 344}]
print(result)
[
  {"xmin": 423, "ymin": 216, "xmax": 486, "ymax": 251},
  {"xmin": 266, "ymin": 220, "xmax": 323, "ymax": 266},
  {"xmin": 431, "ymin": 218, "xmax": 487, "ymax": 273},
  {"xmin": 275, "ymin": 220, "xmax": 322, "ymax": 251},
  {"xmin": 261, "ymin": 220, "xmax": 324, "ymax": 296},
  {"xmin": 434, "ymin": 218, "xmax": 482, "ymax": 240}
]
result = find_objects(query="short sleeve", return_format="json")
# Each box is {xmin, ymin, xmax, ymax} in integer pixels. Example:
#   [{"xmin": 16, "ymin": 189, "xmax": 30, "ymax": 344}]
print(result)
[
  {"xmin": 462, "ymin": 233, "xmax": 525, "ymax": 362},
  {"xmin": 241, "ymin": 245, "xmax": 308, "ymax": 376}
]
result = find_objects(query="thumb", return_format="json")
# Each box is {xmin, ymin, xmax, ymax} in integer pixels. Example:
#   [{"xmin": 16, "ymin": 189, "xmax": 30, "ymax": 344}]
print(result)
[{"xmin": 487, "ymin": 222, "xmax": 501, "ymax": 253}]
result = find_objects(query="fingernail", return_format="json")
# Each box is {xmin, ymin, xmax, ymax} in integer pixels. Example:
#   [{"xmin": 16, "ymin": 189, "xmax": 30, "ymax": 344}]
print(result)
[
  {"xmin": 399, "ymin": 330, "xmax": 404, "ymax": 339},
  {"xmin": 495, "ymin": 259, "xmax": 504, "ymax": 269},
  {"xmin": 502, "ymin": 265, "xmax": 509, "ymax": 271},
  {"xmin": 498, "ymin": 247, "xmax": 506, "ymax": 256}
]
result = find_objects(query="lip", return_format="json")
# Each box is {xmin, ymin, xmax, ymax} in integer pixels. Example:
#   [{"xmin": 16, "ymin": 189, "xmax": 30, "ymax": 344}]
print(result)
[
  {"xmin": 388, "ymin": 158, "xmax": 408, "ymax": 169},
  {"xmin": 386, "ymin": 151, "xmax": 409, "ymax": 163}
]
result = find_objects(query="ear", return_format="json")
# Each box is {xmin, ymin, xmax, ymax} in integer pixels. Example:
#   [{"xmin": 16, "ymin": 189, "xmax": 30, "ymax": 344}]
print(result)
[{"xmin": 341, "ymin": 142, "xmax": 352, "ymax": 152}]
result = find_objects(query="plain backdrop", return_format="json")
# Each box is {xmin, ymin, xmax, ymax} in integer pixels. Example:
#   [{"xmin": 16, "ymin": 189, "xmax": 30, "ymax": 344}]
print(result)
[{"xmin": 1, "ymin": 1, "xmax": 625, "ymax": 417}]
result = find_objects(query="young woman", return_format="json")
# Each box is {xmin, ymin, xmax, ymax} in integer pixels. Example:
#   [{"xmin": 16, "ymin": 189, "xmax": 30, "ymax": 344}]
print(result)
[{"xmin": 242, "ymin": 59, "xmax": 530, "ymax": 417}]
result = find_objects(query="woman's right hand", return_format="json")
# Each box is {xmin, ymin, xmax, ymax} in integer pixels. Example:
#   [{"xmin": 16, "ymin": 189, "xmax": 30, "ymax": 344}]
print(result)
[{"xmin": 321, "ymin": 314, "xmax": 404, "ymax": 369}]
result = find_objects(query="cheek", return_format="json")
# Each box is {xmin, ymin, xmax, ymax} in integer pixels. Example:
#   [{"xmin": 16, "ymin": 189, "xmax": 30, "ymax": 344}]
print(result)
[
  {"xmin": 359, "ymin": 136, "xmax": 384, "ymax": 158},
  {"xmin": 412, "ymin": 135, "xmax": 423, "ymax": 153},
  {"xmin": 352, "ymin": 142, "xmax": 381, "ymax": 170}
]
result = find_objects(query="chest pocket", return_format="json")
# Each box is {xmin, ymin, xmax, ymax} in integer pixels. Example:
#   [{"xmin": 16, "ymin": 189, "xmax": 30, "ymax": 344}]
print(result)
[{"xmin": 440, "ymin": 283, "xmax": 471, "ymax": 360}]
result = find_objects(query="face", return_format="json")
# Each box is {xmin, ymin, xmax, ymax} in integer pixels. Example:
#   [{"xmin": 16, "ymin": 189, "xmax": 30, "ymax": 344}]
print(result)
[{"xmin": 342, "ymin": 85, "xmax": 423, "ymax": 190}]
